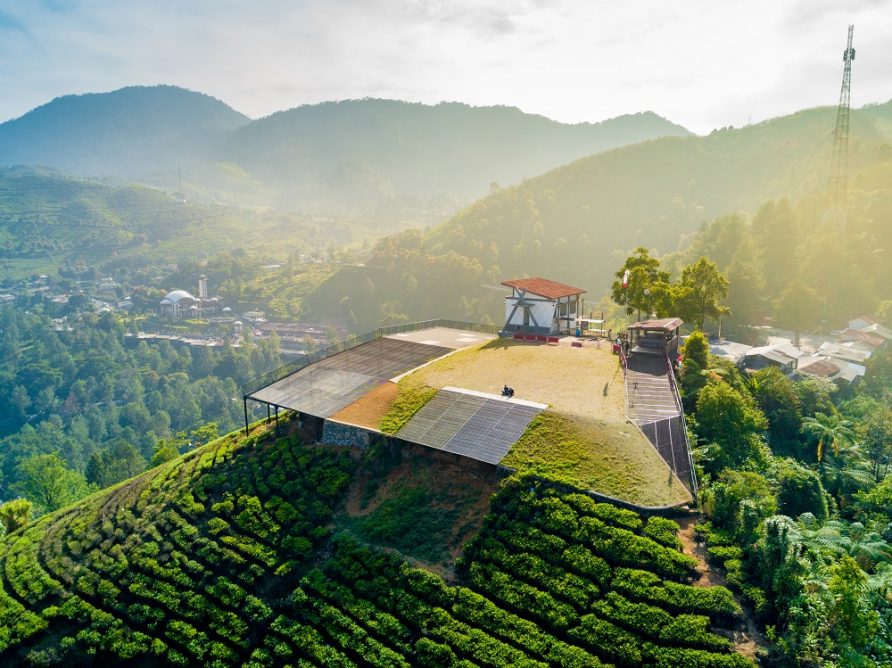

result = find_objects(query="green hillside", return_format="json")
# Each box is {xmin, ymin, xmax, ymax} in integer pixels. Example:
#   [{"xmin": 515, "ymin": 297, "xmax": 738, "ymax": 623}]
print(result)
[
  {"xmin": 299, "ymin": 101, "xmax": 892, "ymax": 329},
  {"xmin": 0, "ymin": 167, "xmax": 336, "ymax": 279},
  {"xmin": 0, "ymin": 421, "xmax": 751, "ymax": 667}
]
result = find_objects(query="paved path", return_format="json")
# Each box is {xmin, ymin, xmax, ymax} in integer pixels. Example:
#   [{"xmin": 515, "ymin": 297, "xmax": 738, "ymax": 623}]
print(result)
[
  {"xmin": 625, "ymin": 353, "xmax": 695, "ymax": 493},
  {"xmin": 626, "ymin": 354, "xmax": 680, "ymax": 424}
]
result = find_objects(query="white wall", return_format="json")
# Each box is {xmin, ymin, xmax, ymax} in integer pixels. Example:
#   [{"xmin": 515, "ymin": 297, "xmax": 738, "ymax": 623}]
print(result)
[{"xmin": 505, "ymin": 298, "xmax": 557, "ymax": 331}]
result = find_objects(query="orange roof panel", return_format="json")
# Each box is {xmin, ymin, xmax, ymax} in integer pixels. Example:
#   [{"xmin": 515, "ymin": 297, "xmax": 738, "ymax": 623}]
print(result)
[{"xmin": 501, "ymin": 277, "xmax": 586, "ymax": 299}]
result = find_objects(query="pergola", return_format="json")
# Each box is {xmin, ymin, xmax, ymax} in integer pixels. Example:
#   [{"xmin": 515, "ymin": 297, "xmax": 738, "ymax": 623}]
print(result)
[{"xmin": 627, "ymin": 317, "xmax": 684, "ymax": 358}]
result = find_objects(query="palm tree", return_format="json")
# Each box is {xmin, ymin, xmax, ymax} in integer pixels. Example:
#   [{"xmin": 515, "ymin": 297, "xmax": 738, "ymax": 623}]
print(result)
[
  {"xmin": 801, "ymin": 520, "xmax": 892, "ymax": 572},
  {"xmin": 801, "ymin": 412, "xmax": 857, "ymax": 462}
]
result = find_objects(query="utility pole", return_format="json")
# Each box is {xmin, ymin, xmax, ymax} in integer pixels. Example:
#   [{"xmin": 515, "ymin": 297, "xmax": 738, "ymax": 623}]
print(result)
[{"xmin": 827, "ymin": 25, "xmax": 855, "ymax": 208}]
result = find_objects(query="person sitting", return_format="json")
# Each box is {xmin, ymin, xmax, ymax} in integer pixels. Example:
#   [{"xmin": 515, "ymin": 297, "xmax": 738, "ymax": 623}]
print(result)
[
  {"xmin": 502, "ymin": 385, "xmax": 511, "ymax": 397},
  {"xmin": 507, "ymin": 387, "xmax": 515, "ymax": 398}
]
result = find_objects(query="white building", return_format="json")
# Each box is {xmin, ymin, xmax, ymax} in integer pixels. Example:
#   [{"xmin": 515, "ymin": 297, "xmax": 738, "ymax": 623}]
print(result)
[
  {"xmin": 501, "ymin": 277, "xmax": 585, "ymax": 335},
  {"xmin": 159, "ymin": 277, "xmax": 220, "ymax": 318}
]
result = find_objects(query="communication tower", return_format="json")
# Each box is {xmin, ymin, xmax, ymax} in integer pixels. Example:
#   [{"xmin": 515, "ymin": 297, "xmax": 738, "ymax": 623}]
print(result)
[{"xmin": 827, "ymin": 25, "xmax": 855, "ymax": 206}]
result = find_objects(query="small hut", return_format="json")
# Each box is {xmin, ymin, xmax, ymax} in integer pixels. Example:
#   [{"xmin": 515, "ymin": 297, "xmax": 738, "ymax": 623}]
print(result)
[
  {"xmin": 627, "ymin": 318, "xmax": 684, "ymax": 358},
  {"xmin": 501, "ymin": 277, "xmax": 586, "ymax": 335}
]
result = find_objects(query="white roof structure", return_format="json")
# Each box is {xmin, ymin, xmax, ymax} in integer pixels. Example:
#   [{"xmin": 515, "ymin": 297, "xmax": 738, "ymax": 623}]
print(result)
[
  {"xmin": 708, "ymin": 339, "xmax": 753, "ymax": 363},
  {"xmin": 163, "ymin": 289, "xmax": 198, "ymax": 303},
  {"xmin": 819, "ymin": 341, "xmax": 872, "ymax": 364}
]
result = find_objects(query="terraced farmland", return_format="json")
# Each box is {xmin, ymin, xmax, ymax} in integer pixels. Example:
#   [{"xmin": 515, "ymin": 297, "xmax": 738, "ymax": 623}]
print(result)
[{"xmin": 0, "ymin": 422, "xmax": 751, "ymax": 667}]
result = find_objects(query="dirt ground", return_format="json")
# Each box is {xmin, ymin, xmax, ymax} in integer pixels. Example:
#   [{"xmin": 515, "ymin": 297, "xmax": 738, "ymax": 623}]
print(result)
[
  {"xmin": 411, "ymin": 339, "xmax": 627, "ymax": 423},
  {"xmin": 677, "ymin": 516, "xmax": 766, "ymax": 661},
  {"xmin": 329, "ymin": 382, "xmax": 399, "ymax": 429}
]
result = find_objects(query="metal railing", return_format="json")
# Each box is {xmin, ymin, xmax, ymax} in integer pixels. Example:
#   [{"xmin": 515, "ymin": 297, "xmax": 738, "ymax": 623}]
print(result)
[
  {"xmin": 241, "ymin": 319, "xmax": 499, "ymax": 398},
  {"xmin": 664, "ymin": 354, "xmax": 698, "ymax": 501}
]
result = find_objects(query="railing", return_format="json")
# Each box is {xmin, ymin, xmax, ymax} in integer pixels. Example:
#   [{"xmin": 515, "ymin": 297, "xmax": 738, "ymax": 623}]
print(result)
[
  {"xmin": 241, "ymin": 319, "xmax": 499, "ymax": 398},
  {"xmin": 664, "ymin": 354, "xmax": 698, "ymax": 502}
]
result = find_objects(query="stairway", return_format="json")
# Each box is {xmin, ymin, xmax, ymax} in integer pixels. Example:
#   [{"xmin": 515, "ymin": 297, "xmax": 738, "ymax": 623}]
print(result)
[{"xmin": 625, "ymin": 353, "xmax": 696, "ymax": 496}]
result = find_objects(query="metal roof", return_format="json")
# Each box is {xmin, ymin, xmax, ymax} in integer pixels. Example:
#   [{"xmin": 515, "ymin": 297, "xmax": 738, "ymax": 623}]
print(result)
[
  {"xmin": 501, "ymin": 277, "xmax": 586, "ymax": 299},
  {"xmin": 628, "ymin": 317, "xmax": 684, "ymax": 332},
  {"xmin": 798, "ymin": 357, "xmax": 840, "ymax": 378}
]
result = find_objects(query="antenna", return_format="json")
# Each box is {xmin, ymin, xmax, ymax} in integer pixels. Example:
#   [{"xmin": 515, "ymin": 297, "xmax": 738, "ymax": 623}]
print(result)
[{"xmin": 827, "ymin": 25, "xmax": 855, "ymax": 207}]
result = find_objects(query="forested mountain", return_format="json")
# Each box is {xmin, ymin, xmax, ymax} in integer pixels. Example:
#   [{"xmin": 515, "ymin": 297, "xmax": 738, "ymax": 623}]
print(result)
[
  {"xmin": 299, "ymin": 100, "xmax": 892, "ymax": 329},
  {"xmin": 0, "ymin": 87, "xmax": 691, "ymax": 215},
  {"xmin": 219, "ymin": 100, "xmax": 691, "ymax": 213},
  {"xmin": 0, "ymin": 86, "xmax": 249, "ymax": 177}
]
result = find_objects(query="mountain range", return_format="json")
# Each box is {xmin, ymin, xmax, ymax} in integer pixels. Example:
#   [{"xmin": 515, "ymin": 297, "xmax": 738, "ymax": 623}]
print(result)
[{"xmin": 0, "ymin": 85, "xmax": 691, "ymax": 215}]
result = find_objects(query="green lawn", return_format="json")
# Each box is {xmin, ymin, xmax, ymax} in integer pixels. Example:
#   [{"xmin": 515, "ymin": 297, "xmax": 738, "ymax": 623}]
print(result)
[{"xmin": 502, "ymin": 412, "xmax": 692, "ymax": 507}]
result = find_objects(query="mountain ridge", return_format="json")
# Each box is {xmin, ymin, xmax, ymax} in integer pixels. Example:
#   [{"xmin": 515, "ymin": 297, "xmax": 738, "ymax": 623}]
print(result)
[{"xmin": 0, "ymin": 85, "xmax": 693, "ymax": 214}]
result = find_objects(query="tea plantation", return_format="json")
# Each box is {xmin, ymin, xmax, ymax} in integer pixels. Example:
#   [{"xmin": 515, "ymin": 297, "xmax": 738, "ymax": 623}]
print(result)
[{"xmin": 0, "ymin": 424, "xmax": 752, "ymax": 666}]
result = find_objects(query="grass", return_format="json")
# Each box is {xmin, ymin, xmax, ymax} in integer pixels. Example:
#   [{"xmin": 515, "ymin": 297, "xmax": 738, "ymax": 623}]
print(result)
[
  {"xmin": 341, "ymin": 485, "xmax": 464, "ymax": 564},
  {"xmin": 502, "ymin": 412, "xmax": 692, "ymax": 507},
  {"xmin": 410, "ymin": 338, "xmax": 627, "ymax": 423},
  {"xmin": 337, "ymin": 443, "xmax": 498, "ymax": 568},
  {"xmin": 378, "ymin": 377, "xmax": 438, "ymax": 434}
]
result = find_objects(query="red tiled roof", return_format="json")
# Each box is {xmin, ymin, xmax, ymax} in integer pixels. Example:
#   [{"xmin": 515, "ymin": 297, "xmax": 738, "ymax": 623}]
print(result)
[{"xmin": 501, "ymin": 277, "xmax": 586, "ymax": 299}]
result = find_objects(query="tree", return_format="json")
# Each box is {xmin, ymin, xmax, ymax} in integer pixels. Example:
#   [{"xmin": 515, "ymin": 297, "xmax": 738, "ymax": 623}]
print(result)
[
  {"xmin": 610, "ymin": 248, "xmax": 670, "ymax": 321},
  {"xmin": 750, "ymin": 367, "xmax": 802, "ymax": 455},
  {"xmin": 695, "ymin": 380, "xmax": 769, "ymax": 471},
  {"xmin": 704, "ymin": 470, "xmax": 776, "ymax": 542},
  {"xmin": 151, "ymin": 437, "xmax": 181, "ymax": 467},
  {"xmin": 801, "ymin": 412, "xmax": 856, "ymax": 463},
  {"xmin": 860, "ymin": 406, "xmax": 892, "ymax": 481},
  {"xmin": 773, "ymin": 458, "xmax": 828, "ymax": 521},
  {"xmin": 725, "ymin": 256, "xmax": 764, "ymax": 329},
  {"xmin": 13, "ymin": 453, "xmax": 93, "ymax": 514},
  {"xmin": 674, "ymin": 257, "xmax": 730, "ymax": 331},
  {"xmin": 828, "ymin": 556, "xmax": 879, "ymax": 656},
  {"xmin": 0, "ymin": 498, "xmax": 32, "ymax": 534},
  {"xmin": 84, "ymin": 441, "xmax": 147, "ymax": 489},
  {"xmin": 679, "ymin": 330, "xmax": 710, "ymax": 405},
  {"xmin": 773, "ymin": 279, "xmax": 821, "ymax": 342}
]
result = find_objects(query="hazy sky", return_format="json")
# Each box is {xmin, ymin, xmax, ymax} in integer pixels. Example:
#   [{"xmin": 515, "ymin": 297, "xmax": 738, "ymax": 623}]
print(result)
[{"xmin": 1, "ymin": 0, "xmax": 891, "ymax": 134}]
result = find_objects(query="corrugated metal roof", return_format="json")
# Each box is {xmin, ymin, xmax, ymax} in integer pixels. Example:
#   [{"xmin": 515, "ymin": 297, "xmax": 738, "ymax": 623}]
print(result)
[
  {"xmin": 501, "ymin": 277, "xmax": 586, "ymax": 299},
  {"xmin": 628, "ymin": 317, "xmax": 684, "ymax": 331},
  {"xmin": 798, "ymin": 357, "xmax": 840, "ymax": 378}
]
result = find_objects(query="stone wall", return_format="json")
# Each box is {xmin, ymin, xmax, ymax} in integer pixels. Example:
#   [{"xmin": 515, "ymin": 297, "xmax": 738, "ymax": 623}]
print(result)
[{"xmin": 320, "ymin": 420, "xmax": 371, "ymax": 448}]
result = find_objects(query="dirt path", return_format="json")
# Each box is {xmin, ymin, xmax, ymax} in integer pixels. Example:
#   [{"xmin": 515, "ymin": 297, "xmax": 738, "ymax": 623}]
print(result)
[{"xmin": 676, "ymin": 516, "xmax": 766, "ymax": 663}]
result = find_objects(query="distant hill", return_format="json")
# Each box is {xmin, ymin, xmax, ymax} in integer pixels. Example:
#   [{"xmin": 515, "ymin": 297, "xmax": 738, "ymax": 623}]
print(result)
[
  {"xmin": 0, "ymin": 87, "xmax": 691, "ymax": 215},
  {"xmin": 0, "ymin": 167, "xmax": 321, "ymax": 278},
  {"xmin": 218, "ymin": 100, "xmax": 692, "ymax": 213},
  {"xmin": 0, "ymin": 85, "xmax": 249, "ymax": 177},
  {"xmin": 300, "ymin": 101, "xmax": 892, "ymax": 329}
]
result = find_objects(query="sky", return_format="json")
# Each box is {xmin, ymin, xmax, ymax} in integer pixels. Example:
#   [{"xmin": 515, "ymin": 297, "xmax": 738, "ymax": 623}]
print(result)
[{"xmin": 0, "ymin": 0, "xmax": 891, "ymax": 134}]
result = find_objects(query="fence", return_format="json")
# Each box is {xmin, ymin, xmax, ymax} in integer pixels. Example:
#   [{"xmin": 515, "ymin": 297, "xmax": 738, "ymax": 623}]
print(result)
[
  {"xmin": 662, "ymin": 354, "xmax": 698, "ymax": 501},
  {"xmin": 241, "ymin": 319, "xmax": 499, "ymax": 398}
]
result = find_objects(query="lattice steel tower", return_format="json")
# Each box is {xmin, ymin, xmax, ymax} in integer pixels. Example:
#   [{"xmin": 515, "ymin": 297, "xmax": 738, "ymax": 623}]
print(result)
[{"xmin": 827, "ymin": 25, "xmax": 855, "ymax": 206}]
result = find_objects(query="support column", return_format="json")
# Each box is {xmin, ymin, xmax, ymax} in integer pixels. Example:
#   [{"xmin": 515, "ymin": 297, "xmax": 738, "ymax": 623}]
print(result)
[
  {"xmin": 243, "ymin": 398, "xmax": 249, "ymax": 436},
  {"xmin": 274, "ymin": 405, "xmax": 279, "ymax": 436}
]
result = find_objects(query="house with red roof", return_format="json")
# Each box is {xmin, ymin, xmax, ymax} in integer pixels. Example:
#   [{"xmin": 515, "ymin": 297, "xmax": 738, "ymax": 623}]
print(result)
[{"xmin": 501, "ymin": 277, "xmax": 586, "ymax": 335}]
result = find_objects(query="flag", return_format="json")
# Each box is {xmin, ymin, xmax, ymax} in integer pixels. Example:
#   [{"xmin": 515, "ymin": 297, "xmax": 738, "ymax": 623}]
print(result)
[{"xmin": 622, "ymin": 269, "xmax": 630, "ymax": 289}]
